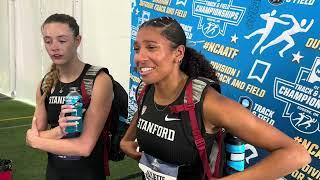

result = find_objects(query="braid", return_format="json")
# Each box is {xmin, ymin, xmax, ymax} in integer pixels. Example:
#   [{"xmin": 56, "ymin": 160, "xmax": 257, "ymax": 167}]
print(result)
[{"xmin": 41, "ymin": 64, "xmax": 59, "ymax": 95}]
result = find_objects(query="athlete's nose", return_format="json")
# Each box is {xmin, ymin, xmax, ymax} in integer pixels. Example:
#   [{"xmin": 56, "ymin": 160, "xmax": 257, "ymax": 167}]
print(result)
[
  {"xmin": 134, "ymin": 48, "xmax": 147, "ymax": 66},
  {"xmin": 50, "ymin": 40, "xmax": 60, "ymax": 52}
]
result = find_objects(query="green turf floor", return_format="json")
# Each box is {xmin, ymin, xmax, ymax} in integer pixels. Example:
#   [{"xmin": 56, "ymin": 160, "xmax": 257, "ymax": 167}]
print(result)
[{"xmin": 0, "ymin": 98, "xmax": 141, "ymax": 180}]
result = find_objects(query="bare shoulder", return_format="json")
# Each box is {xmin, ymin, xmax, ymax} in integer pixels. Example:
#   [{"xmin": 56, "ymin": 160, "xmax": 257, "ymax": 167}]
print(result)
[
  {"xmin": 202, "ymin": 87, "xmax": 243, "ymax": 128},
  {"xmin": 34, "ymin": 80, "xmax": 48, "ymax": 130},
  {"xmin": 84, "ymin": 69, "xmax": 113, "ymax": 123},
  {"xmin": 92, "ymin": 71, "xmax": 113, "ymax": 94},
  {"xmin": 36, "ymin": 80, "xmax": 42, "ymax": 99}
]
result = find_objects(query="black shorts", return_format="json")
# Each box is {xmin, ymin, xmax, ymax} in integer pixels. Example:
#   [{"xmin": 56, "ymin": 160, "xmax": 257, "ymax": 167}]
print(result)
[{"xmin": 46, "ymin": 159, "xmax": 105, "ymax": 180}]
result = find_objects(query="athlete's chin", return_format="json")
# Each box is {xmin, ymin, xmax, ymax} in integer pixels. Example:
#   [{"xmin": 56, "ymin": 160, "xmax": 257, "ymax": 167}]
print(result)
[
  {"xmin": 141, "ymin": 76, "xmax": 158, "ymax": 85},
  {"xmin": 51, "ymin": 59, "xmax": 67, "ymax": 65},
  {"xmin": 141, "ymin": 78, "xmax": 153, "ymax": 85}
]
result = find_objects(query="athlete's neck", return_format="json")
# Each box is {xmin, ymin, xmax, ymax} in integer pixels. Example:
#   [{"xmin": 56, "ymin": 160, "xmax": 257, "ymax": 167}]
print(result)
[
  {"xmin": 57, "ymin": 58, "xmax": 85, "ymax": 83},
  {"xmin": 154, "ymin": 71, "xmax": 188, "ymax": 105}
]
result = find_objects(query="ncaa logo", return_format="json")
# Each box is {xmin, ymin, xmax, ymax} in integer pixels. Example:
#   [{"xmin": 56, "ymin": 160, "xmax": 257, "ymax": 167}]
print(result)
[
  {"xmin": 307, "ymin": 57, "xmax": 320, "ymax": 83},
  {"xmin": 268, "ymin": 0, "xmax": 284, "ymax": 5},
  {"xmin": 141, "ymin": 105, "xmax": 147, "ymax": 115}
]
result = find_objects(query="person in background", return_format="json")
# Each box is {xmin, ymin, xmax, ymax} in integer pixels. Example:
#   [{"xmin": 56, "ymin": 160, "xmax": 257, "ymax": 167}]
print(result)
[
  {"xmin": 25, "ymin": 13, "xmax": 113, "ymax": 180},
  {"xmin": 120, "ymin": 16, "xmax": 311, "ymax": 180}
]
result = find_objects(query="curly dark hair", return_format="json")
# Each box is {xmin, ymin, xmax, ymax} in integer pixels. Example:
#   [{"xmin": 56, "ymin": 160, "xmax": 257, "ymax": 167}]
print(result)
[
  {"xmin": 42, "ymin": 13, "xmax": 79, "ymax": 37},
  {"xmin": 139, "ymin": 16, "xmax": 220, "ymax": 92}
]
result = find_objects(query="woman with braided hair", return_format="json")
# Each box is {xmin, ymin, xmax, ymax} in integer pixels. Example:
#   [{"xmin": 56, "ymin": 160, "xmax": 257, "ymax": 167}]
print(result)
[
  {"xmin": 25, "ymin": 13, "xmax": 113, "ymax": 180},
  {"xmin": 120, "ymin": 16, "xmax": 311, "ymax": 180}
]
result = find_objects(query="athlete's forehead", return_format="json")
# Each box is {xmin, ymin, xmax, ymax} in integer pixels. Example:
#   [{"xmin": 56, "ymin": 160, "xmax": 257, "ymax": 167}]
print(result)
[{"xmin": 135, "ymin": 27, "xmax": 168, "ymax": 45}]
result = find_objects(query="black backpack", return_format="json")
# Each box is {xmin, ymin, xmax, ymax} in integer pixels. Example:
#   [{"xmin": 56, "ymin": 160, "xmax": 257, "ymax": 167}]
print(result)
[
  {"xmin": 77, "ymin": 66, "xmax": 129, "ymax": 176},
  {"xmin": 80, "ymin": 65, "xmax": 129, "ymax": 161}
]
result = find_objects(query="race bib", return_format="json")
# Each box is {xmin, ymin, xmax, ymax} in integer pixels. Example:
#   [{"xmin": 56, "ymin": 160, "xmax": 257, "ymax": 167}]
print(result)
[{"xmin": 139, "ymin": 153, "xmax": 179, "ymax": 180}]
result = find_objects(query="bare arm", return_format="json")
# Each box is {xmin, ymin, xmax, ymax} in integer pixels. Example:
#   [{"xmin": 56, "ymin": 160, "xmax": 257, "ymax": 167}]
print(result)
[
  {"xmin": 203, "ymin": 88, "xmax": 311, "ymax": 180},
  {"xmin": 33, "ymin": 82, "xmax": 65, "ymax": 139},
  {"xmin": 120, "ymin": 112, "xmax": 142, "ymax": 160},
  {"xmin": 27, "ymin": 72, "xmax": 113, "ymax": 156}
]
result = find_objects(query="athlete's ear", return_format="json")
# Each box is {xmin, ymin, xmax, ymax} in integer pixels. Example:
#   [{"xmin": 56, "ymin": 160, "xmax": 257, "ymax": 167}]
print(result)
[
  {"xmin": 174, "ymin": 45, "xmax": 185, "ymax": 62},
  {"xmin": 75, "ymin": 35, "xmax": 81, "ymax": 47}
]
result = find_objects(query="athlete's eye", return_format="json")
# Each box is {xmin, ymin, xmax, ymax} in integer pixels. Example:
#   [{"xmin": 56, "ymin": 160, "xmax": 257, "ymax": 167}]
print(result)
[
  {"xmin": 133, "ymin": 46, "xmax": 140, "ymax": 53},
  {"xmin": 146, "ymin": 45, "xmax": 157, "ymax": 51}
]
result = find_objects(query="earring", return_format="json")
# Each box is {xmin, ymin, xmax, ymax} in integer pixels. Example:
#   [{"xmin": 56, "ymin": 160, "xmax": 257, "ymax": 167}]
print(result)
[{"xmin": 178, "ymin": 59, "xmax": 182, "ymax": 63}]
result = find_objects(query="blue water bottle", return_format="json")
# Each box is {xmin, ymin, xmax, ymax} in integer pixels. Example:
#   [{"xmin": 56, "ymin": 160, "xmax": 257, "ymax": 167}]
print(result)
[
  {"xmin": 224, "ymin": 133, "xmax": 245, "ymax": 175},
  {"xmin": 65, "ymin": 86, "xmax": 83, "ymax": 138}
]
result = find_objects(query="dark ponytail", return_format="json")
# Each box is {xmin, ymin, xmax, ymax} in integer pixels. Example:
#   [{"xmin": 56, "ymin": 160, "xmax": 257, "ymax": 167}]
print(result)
[
  {"xmin": 180, "ymin": 47, "xmax": 212, "ymax": 78},
  {"xmin": 180, "ymin": 47, "xmax": 220, "ymax": 92}
]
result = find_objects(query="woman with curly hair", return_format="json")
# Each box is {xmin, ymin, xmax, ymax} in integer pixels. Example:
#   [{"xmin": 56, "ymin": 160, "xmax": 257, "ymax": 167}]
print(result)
[{"xmin": 120, "ymin": 16, "xmax": 310, "ymax": 180}]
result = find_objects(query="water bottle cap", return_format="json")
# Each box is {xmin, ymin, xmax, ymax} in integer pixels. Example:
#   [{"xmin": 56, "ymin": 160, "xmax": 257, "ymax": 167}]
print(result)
[{"xmin": 69, "ymin": 87, "xmax": 79, "ymax": 92}]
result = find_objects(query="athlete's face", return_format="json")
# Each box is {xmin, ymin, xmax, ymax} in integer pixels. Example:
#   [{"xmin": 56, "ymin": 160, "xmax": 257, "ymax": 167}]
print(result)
[
  {"xmin": 42, "ymin": 22, "xmax": 80, "ymax": 65},
  {"xmin": 134, "ymin": 27, "xmax": 184, "ymax": 84}
]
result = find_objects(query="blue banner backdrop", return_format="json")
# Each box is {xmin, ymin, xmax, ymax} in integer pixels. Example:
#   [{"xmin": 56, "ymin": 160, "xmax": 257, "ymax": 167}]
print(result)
[{"xmin": 129, "ymin": 0, "xmax": 320, "ymax": 179}]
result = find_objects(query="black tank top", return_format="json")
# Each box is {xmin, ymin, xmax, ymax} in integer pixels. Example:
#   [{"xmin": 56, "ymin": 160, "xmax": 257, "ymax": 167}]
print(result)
[
  {"xmin": 44, "ymin": 64, "xmax": 104, "ymax": 173},
  {"xmin": 136, "ymin": 83, "xmax": 215, "ymax": 179}
]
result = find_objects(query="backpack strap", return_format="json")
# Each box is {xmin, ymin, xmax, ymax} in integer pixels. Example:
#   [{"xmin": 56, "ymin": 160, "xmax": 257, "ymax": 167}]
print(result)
[
  {"xmin": 80, "ymin": 65, "xmax": 112, "ymax": 176},
  {"xmin": 81, "ymin": 65, "xmax": 106, "ymax": 104},
  {"xmin": 136, "ymin": 81, "xmax": 150, "ymax": 110},
  {"xmin": 169, "ymin": 77, "xmax": 223, "ymax": 179}
]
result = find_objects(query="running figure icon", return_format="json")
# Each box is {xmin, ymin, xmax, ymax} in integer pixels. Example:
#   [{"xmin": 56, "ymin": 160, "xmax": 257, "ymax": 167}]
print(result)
[
  {"xmin": 260, "ymin": 14, "xmax": 314, "ymax": 57},
  {"xmin": 244, "ymin": 10, "xmax": 289, "ymax": 54}
]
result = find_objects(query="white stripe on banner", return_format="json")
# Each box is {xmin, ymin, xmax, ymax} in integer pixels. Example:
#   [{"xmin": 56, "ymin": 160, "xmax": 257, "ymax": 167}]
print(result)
[{"xmin": 230, "ymin": 153, "xmax": 245, "ymax": 161}]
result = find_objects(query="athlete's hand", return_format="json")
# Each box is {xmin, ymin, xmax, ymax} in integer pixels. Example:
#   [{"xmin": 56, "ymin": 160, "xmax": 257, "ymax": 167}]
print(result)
[
  {"xmin": 120, "ymin": 140, "xmax": 142, "ymax": 161},
  {"xmin": 26, "ymin": 116, "xmax": 40, "ymax": 148},
  {"xmin": 58, "ymin": 105, "xmax": 81, "ymax": 134}
]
